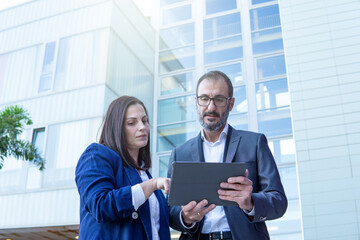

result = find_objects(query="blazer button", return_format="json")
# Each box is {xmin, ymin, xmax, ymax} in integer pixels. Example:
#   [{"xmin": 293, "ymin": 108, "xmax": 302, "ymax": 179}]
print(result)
[{"xmin": 132, "ymin": 212, "xmax": 139, "ymax": 219}]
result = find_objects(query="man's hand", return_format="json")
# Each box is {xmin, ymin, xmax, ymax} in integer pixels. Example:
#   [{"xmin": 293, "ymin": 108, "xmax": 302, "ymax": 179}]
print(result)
[
  {"xmin": 181, "ymin": 200, "xmax": 216, "ymax": 226},
  {"xmin": 218, "ymin": 169, "xmax": 254, "ymax": 211}
]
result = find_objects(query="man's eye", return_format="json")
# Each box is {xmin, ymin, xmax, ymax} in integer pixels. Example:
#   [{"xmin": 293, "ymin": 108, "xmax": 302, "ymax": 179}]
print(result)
[
  {"xmin": 215, "ymin": 98, "xmax": 225, "ymax": 102},
  {"xmin": 200, "ymin": 97, "xmax": 209, "ymax": 100}
]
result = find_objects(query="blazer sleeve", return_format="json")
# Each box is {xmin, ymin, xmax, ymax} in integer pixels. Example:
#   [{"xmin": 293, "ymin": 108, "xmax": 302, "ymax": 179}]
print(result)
[
  {"xmin": 251, "ymin": 134, "xmax": 288, "ymax": 222},
  {"xmin": 75, "ymin": 150, "xmax": 135, "ymax": 223}
]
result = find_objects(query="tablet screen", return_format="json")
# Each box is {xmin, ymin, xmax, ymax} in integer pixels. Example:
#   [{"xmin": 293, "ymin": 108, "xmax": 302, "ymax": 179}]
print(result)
[{"xmin": 168, "ymin": 162, "xmax": 246, "ymax": 206}]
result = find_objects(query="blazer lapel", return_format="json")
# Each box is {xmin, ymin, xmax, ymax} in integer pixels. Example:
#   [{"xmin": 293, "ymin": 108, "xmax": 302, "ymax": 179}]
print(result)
[
  {"xmin": 124, "ymin": 167, "xmax": 152, "ymax": 239},
  {"xmin": 225, "ymin": 126, "xmax": 242, "ymax": 163},
  {"xmin": 191, "ymin": 133, "xmax": 205, "ymax": 162}
]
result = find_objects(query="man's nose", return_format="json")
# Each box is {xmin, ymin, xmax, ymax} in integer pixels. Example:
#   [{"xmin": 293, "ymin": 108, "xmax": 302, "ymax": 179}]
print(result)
[{"xmin": 207, "ymin": 99, "xmax": 217, "ymax": 111}]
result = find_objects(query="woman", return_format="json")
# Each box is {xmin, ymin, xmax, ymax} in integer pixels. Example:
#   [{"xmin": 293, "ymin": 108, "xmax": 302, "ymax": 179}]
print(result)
[{"xmin": 75, "ymin": 96, "xmax": 171, "ymax": 240}]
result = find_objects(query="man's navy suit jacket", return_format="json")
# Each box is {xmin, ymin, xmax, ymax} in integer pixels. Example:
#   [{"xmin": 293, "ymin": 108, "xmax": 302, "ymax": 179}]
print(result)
[{"xmin": 167, "ymin": 125, "xmax": 287, "ymax": 240}]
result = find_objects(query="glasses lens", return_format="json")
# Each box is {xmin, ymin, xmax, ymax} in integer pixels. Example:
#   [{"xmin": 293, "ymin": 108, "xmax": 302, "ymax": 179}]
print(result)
[
  {"xmin": 214, "ymin": 97, "xmax": 227, "ymax": 107},
  {"xmin": 198, "ymin": 96, "xmax": 209, "ymax": 106}
]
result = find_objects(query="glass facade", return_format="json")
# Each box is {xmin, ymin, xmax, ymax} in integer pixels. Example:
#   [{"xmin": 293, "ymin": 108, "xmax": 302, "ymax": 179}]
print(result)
[{"xmin": 156, "ymin": 0, "xmax": 301, "ymax": 238}]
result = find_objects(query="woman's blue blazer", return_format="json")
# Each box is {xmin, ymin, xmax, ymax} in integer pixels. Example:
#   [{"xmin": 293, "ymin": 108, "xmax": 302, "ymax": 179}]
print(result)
[{"xmin": 75, "ymin": 143, "xmax": 171, "ymax": 240}]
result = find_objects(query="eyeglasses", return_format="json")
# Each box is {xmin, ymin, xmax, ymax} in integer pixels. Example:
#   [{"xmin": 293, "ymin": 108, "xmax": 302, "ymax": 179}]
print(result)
[{"xmin": 196, "ymin": 96, "xmax": 232, "ymax": 107}]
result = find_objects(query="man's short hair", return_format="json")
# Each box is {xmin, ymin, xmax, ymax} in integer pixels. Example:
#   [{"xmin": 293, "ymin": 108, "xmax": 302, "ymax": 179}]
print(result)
[{"xmin": 196, "ymin": 71, "xmax": 233, "ymax": 98}]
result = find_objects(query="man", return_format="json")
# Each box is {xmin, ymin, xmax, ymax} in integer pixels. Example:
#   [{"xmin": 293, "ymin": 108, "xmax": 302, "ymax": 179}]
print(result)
[{"xmin": 167, "ymin": 71, "xmax": 287, "ymax": 240}]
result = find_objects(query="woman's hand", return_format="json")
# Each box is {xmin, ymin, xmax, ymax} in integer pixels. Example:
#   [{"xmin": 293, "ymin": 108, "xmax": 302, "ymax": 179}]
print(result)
[
  {"xmin": 141, "ymin": 177, "xmax": 171, "ymax": 199},
  {"xmin": 152, "ymin": 177, "xmax": 171, "ymax": 194}
]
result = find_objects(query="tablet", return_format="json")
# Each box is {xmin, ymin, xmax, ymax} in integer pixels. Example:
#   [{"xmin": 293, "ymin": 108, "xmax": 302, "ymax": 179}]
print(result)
[{"xmin": 168, "ymin": 162, "xmax": 247, "ymax": 206}]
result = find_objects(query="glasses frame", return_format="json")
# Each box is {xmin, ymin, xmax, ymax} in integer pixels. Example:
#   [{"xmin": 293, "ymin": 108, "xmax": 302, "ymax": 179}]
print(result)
[{"xmin": 196, "ymin": 95, "xmax": 232, "ymax": 107}]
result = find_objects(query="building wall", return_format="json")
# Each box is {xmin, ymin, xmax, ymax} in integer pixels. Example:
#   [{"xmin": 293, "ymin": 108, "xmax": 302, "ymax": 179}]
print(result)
[
  {"xmin": 0, "ymin": 0, "xmax": 155, "ymax": 231},
  {"xmin": 279, "ymin": 0, "xmax": 360, "ymax": 239}
]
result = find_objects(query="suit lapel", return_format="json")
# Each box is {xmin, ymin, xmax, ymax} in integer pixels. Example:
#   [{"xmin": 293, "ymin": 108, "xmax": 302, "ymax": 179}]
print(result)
[
  {"xmin": 225, "ymin": 126, "xmax": 242, "ymax": 163},
  {"xmin": 191, "ymin": 133, "xmax": 205, "ymax": 162}
]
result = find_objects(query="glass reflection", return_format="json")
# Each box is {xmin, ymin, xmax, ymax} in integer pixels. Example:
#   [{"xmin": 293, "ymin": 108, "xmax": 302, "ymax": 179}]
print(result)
[
  {"xmin": 252, "ymin": 27, "xmax": 283, "ymax": 54},
  {"xmin": 159, "ymin": 46, "xmax": 195, "ymax": 73},
  {"xmin": 158, "ymin": 95, "xmax": 196, "ymax": 124},
  {"xmin": 267, "ymin": 200, "xmax": 302, "ymax": 240},
  {"xmin": 267, "ymin": 138, "xmax": 296, "ymax": 164},
  {"xmin": 163, "ymin": 4, "xmax": 192, "ymax": 25},
  {"xmin": 160, "ymin": 23, "xmax": 194, "ymax": 50},
  {"xmin": 159, "ymin": 155, "xmax": 170, "ymax": 177},
  {"xmin": 251, "ymin": 5, "xmax": 280, "ymax": 31},
  {"xmin": 279, "ymin": 166, "xmax": 299, "ymax": 200},
  {"xmin": 252, "ymin": 0, "xmax": 276, "ymax": 5},
  {"xmin": 227, "ymin": 113, "xmax": 248, "ymax": 131},
  {"xmin": 204, "ymin": 36, "xmax": 243, "ymax": 64},
  {"xmin": 204, "ymin": 13, "xmax": 241, "ymax": 41},
  {"xmin": 157, "ymin": 121, "xmax": 197, "ymax": 152},
  {"xmin": 206, "ymin": 0, "xmax": 237, "ymax": 15},
  {"xmin": 161, "ymin": 0, "xmax": 186, "ymax": 6},
  {"xmin": 256, "ymin": 78, "xmax": 289, "ymax": 110},
  {"xmin": 233, "ymin": 86, "xmax": 247, "ymax": 113},
  {"xmin": 208, "ymin": 63, "xmax": 243, "ymax": 84},
  {"xmin": 257, "ymin": 55, "xmax": 286, "ymax": 79},
  {"xmin": 161, "ymin": 72, "xmax": 193, "ymax": 95},
  {"xmin": 257, "ymin": 108, "xmax": 292, "ymax": 137}
]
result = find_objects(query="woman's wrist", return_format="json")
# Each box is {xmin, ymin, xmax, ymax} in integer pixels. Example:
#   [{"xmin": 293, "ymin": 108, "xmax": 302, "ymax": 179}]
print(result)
[{"xmin": 151, "ymin": 178, "xmax": 157, "ymax": 192}]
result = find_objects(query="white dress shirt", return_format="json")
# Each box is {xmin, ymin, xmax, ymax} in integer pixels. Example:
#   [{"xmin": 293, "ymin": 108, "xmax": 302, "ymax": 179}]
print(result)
[
  {"xmin": 131, "ymin": 171, "xmax": 160, "ymax": 240},
  {"xmin": 201, "ymin": 124, "xmax": 231, "ymax": 233}
]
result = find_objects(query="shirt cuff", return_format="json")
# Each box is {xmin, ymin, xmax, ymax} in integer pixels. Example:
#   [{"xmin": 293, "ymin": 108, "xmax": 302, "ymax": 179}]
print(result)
[
  {"xmin": 243, "ymin": 205, "xmax": 255, "ymax": 216},
  {"xmin": 131, "ymin": 184, "xmax": 146, "ymax": 210},
  {"xmin": 180, "ymin": 209, "xmax": 196, "ymax": 229}
]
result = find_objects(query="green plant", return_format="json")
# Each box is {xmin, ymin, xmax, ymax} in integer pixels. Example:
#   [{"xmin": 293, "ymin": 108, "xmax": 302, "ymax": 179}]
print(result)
[{"xmin": 0, "ymin": 105, "xmax": 45, "ymax": 170}]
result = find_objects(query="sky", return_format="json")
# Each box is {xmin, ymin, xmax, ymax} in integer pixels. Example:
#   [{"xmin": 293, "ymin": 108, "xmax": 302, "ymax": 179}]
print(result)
[{"xmin": 0, "ymin": 0, "xmax": 30, "ymax": 11}]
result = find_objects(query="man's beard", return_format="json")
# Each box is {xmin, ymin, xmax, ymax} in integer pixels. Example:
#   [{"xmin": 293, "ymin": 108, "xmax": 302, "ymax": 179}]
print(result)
[{"xmin": 197, "ymin": 105, "xmax": 230, "ymax": 132}]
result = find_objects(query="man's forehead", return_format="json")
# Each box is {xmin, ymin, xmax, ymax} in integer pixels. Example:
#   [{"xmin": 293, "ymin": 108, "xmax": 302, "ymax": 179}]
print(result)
[{"xmin": 198, "ymin": 78, "xmax": 228, "ymax": 93}]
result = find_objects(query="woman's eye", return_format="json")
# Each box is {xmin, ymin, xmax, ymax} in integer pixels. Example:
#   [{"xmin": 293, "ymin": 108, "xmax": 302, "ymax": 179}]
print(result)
[{"xmin": 128, "ymin": 122, "xmax": 134, "ymax": 125}]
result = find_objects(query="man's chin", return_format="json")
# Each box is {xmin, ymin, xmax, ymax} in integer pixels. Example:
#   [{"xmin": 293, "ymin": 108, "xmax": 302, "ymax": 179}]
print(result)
[{"xmin": 203, "ymin": 122, "xmax": 222, "ymax": 131}]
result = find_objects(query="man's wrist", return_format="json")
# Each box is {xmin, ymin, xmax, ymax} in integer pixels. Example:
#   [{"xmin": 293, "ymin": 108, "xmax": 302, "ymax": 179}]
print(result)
[{"xmin": 180, "ymin": 210, "xmax": 196, "ymax": 229}]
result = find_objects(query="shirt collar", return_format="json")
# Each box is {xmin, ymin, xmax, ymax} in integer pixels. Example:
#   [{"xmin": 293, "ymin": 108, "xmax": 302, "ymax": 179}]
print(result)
[{"xmin": 201, "ymin": 123, "xmax": 229, "ymax": 143}]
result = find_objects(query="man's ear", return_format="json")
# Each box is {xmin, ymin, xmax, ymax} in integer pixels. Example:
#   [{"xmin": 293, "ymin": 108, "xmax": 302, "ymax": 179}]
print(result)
[{"xmin": 228, "ymin": 97, "xmax": 235, "ymax": 111}]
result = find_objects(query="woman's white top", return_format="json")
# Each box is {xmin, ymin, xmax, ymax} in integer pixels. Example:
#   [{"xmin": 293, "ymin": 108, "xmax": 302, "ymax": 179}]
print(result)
[{"xmin": 131, "ymin": 170, "xmax": 160, "ymax": 240}]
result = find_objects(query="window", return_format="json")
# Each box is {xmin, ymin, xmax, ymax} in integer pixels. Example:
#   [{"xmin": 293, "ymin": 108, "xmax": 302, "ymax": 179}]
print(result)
[
  {"xmin": 160, "ymin": 23, "xmax": 194, "ymax": 50},
  {"xmin": 160, "ymin": 72, "xmax": 193, "ymax": 95},
  {"xmin": 159, "ymin": 23, "xmax": 195, "ymax": 73},
  {"xmin": 38, "ymin": 42, "xmax": 56, "ymax": 93},
  {"xmin": 252, "ymin": 27, "xmax": 283, "ymax": 54},
  {"xmin": 159, "ymin": 46, "xmax": 195, "ymax": 73},
  {"xmin": 27, "ymin": 128, "xmax": 46, "ymax": 189},
  {"xmin": 161, "ymin": 0, "xmax": 186, "ymax": 6},
  {"xmin": 252, "ymin": 0, "xmax": 276, "ymax": 5},
  {"xmin": 208, "ymin": 62, "xmax": 243, "ymax": 85},
  {"xmin": 256, "ymin": 78, "xmax": 289, "ymax": 110},
  {"xmin": 157, "ymin": 121, "xmax": 197, "ymax": 152},
  {"xmin": 204, "ymin": 13, "xmax": 243, "ymax": 64},
  {"xmin": 204, "ymin": 13, "xmax": 241, "ymax": 41},
  {"xmin": 257, "ymin": 55, "xmax": 286, "ymax": 79},
  {"xmin": 0, "ymin": 54, "xmax": 9, "ymax": 95},
  {"xmin": 204, "ymin": 36, "xmax": 243, "ymax": 64},
  {"xmin": 158, "ymin": 95, "xmax": 196, "ymax": 124},
  {"xmin": 205, "ymin": 0, "xmax": 237, "ymax": 15},
  {"xmin": 159, "ymin": 155, "xmax": 171, "ymax": 177},
  {"xmin": 54, "ymin": 29, "xmax": 107, "ymax": 91},
  {"xmin": 162, "ymin": 4, "xmax": 192, "ymax": 25},
  {"xmin": 250, "ymin": 5, "xmax": 280, "ymax": 31}
]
